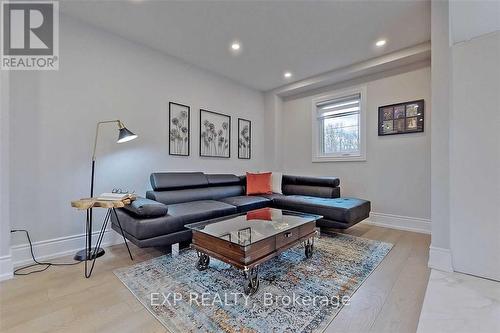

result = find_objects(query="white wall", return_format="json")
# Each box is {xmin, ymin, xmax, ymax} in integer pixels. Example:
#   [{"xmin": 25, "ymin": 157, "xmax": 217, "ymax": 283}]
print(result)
[
  {"xmin": 429, "ymin": 0, "xmax": 453, "ymax": 271},
  {"xmin": 0, "ymin": 71, "xmax": 13, "ymax": 280},
  {"xmin": 450, "ymin": 0, "xmax": 500, "ymax": 44},
  {"xmin": 428, "ymin": 0, "xmax": 500, "ymax": 280},
  {"xmin": 8, "ymin": 16, "xmax": 266, "ymax": 257},
  {"xmin": 280, "ymin": 67, "xmax": 431, "ymax": 227},
  {"xmin": 263, "ymin": 92, "xmax": 283, "ymax": 171},
  {"xmin": 449, "ymin": 31, "xmax": 500, "ymax": 281}
]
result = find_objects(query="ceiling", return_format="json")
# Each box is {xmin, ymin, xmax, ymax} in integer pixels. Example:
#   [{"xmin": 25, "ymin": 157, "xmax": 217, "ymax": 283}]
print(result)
[{"xmin": 61, "ymin": 0, "xmax": 430, "ymax": 92}]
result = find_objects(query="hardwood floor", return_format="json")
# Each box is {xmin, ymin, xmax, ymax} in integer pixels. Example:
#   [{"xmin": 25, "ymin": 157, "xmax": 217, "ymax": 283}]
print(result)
[{"xmin": 0, "ymin": 224, "xmax": 431, "ymax": 333}]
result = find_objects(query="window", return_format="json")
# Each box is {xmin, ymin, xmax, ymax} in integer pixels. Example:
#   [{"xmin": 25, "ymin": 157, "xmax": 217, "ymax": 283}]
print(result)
[{"xmin": 312, "ymin": 87, "xmax": 366, "ymax": 162}]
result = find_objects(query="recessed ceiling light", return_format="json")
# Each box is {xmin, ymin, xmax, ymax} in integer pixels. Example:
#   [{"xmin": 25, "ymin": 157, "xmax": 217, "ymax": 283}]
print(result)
[
  {"xmin": 231, "ymin": 42, "xmax": 241, "ymax": 51},
  {"xmin": 284, "ymin": 71, "xmax": 292, "ymax": 79},
  {"xmin": 376, "ymin": 39, "xmax": 387, "ymax": 47}
]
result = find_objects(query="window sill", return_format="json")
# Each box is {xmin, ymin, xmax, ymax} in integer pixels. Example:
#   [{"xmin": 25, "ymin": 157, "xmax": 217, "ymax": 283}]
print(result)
[{"xmin": 312, "ymin": 155, "xmax": 366, "ymax": 163}]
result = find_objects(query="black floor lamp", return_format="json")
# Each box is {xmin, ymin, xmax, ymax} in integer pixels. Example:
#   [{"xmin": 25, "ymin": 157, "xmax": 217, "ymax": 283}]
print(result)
[{"xmin": 74, "ymin": 120, "xmax": 138, "ymax": 261}]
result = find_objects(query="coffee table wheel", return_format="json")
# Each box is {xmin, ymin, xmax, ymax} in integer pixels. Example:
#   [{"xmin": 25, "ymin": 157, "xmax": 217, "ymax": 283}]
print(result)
[
  {"xmin": 305, "ymin": 242, "xmax": 314, "ymax": 259},
  {"xmin": 196, "ymin": 252, "xmax": 210, "ymax": 271},
  {"xmin": 244, "ymin": 267, "xmax": 259, "ymax": 296}
]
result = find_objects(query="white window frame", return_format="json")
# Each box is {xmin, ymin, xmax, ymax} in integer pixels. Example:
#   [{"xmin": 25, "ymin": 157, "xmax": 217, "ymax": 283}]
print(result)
[{"xmin": 311, "ymin": 85, "xmax": 367, "ymax": 162}]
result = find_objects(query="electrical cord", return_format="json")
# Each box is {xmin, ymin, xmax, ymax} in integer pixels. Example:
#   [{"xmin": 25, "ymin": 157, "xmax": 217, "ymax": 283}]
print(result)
[{"xmin": 11, "ymin": 229, "xmax": 81, "ymax": 276}]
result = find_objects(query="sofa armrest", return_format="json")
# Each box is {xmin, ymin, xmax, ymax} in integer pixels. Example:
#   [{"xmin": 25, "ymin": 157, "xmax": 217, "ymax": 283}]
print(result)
[
  {"xmin": 122, "ymin": 197, "xmax": 168, "ymax": 218},
  {"xmin": 282, "ymin": 175, "xmax": 340, "ymax": 198},
  {"xmin": 282, "ymin": 185, "xmax": 340, "ymax": 198},
  {"xmin": 282, "ymin": 175, "xmax": 340, "ymax": 188}
]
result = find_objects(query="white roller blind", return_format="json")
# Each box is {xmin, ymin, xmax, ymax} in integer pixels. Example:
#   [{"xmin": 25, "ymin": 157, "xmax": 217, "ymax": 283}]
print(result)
[{"xmin": 316, "ymin": 93, "xmax": 361, "ymax": 118}]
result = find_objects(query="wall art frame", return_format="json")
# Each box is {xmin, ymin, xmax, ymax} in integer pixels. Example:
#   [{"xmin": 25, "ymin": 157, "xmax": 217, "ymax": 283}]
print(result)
[
  {"xmin": 238, "ymin": 118, "xmax": 251, "ymax": 159},
  {"xmin": 378, "ymin": 99, "xmax": 424, "ymax": 136},
  {"xmin": 169, "ymin": 102, "xmax": 190, "ymax": 156},
  {"xmin": 199, "ymin": 109, "xmax": 231, "ymax": 158}
]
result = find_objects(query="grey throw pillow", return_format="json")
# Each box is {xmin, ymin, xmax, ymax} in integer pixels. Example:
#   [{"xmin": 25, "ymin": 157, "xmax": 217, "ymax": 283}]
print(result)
[{"xmin": 122, "ymin": 197, "xmax": 168, "ymax": 218}]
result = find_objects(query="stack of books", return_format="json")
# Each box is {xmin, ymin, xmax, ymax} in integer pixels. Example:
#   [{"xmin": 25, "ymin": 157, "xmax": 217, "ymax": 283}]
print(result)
[{"xmin": 97, "ymin": 193, "xmax": 135, "ymax": 201}]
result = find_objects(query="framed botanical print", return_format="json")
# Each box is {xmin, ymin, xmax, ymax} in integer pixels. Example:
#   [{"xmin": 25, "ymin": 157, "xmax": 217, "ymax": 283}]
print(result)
[
  {"xmin": 238, "ymin": 118, "xmax": 251, "ymax": 159},
  {"xmin": 199, "ymin": 109, "xmax": 231, "ymax": 158},
  {"xmin": 378, "ymin": 99, "xmax": 424, "ymax": 136},
  {"xmin": 169, "ymin": 102, "xmax": 190, "ymax": 156}
]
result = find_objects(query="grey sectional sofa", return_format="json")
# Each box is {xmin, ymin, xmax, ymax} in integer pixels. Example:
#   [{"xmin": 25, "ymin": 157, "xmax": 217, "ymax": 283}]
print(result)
[{"xmin": 110, "ymin": 172, "xmax": 370, "ymax": 248}]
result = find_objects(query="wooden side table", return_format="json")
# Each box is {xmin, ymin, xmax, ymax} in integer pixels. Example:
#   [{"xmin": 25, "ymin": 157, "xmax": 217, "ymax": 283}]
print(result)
[{"xmin": 71, "ymin": 197, "xmax": 135, "ymax": 278}]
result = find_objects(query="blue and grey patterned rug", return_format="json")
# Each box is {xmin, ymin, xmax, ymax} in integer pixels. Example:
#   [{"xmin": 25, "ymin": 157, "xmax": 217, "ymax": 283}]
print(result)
[{"xmin": 114, "ymin": 233, "xmax": 392, "ymax": 333}]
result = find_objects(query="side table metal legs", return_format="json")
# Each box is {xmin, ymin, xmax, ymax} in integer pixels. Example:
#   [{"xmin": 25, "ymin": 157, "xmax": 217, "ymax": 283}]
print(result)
[
  {"xmin": 112, "ymin": 208, "xmax": 133, "ymax": 261},
  {"xmin": 83, "ymin": 208, "xmax": 133, "ymax": 278},
  {"xmin": 74, "ymin": 207, "xmax": 105, "ymax": 261}
]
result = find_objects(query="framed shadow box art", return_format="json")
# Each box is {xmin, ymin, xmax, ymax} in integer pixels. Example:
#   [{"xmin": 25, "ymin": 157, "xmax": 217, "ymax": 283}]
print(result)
[
  {"xmin": 238, "ymin": 118, "xmax": 251, "ymax": 159},
  {"xmin": 169, "ymin": 102, "xmax": 190, "ymax": 156},
  {"xmin": 199, "ymin": 109, "xmax": 231, "ymax": 158},
  {"xmin": 378, "ymin": 99, "xmax": 424, "ymax": 136}
]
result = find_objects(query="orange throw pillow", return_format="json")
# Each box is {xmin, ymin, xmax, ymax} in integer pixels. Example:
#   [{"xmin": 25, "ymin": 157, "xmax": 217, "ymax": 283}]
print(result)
[
  {"xmin": 246, "ymin": 172, "xmax": 272, "ymax": 195},
  {"xmin": 246, "ymin": 208, "xmax": 272, "ymax": 221}
]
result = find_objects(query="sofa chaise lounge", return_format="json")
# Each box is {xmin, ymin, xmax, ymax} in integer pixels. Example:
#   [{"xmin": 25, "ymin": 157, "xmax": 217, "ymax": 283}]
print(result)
[{"xmin": 110, "ymin": 172, "xmax": 370, "ymax": 248}]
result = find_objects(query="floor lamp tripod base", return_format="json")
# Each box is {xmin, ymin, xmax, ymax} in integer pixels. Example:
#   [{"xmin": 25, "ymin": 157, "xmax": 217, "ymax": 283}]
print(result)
[
  {"xmin": 73, "ymin": 159, "xmax": 106, "ymax": 263},
  {"xmin": 74, "ymin": 248, "xmax": 105, "ymax": 261}
]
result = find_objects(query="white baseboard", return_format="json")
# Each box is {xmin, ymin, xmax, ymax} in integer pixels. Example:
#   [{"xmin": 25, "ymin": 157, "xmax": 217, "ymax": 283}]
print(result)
[
  {"xmin": 5, "ymin": 212, "xmax": 432, "ymax": 274},
  {"xmin": 428, "ymin": 246, "xmax": 453, "ymax": 272},
  {"xmin": 0, "ymin": 254, "xmax": 13, "ymax": 281},
  {"xmin": 362, "ymin": 212, "xmax": 431, "ymax": 234},
  {"xmin": 11, "ymin": 229, "xmax": 124, "ymax": 268}
]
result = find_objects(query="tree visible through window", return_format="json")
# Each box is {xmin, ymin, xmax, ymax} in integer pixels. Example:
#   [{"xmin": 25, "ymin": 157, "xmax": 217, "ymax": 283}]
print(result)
[
  {"xmin": 323, "ymin": 114, "xmax": 359, "ymax": 153},
  {"xmin": 315, "ymin": 92, "xmax": 363, "ymax": 160}
]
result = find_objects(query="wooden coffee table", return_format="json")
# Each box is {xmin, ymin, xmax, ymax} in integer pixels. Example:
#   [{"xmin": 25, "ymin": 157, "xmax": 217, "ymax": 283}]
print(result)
[{"xmin": 186, "ymin": 208, "xmax": 322, "ymax": 295}]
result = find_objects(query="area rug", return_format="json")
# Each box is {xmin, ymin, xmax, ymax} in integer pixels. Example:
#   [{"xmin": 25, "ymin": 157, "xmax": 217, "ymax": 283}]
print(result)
[{"xmin": 114, "ymin": 233, "xmax": 392, "ymax": 333}]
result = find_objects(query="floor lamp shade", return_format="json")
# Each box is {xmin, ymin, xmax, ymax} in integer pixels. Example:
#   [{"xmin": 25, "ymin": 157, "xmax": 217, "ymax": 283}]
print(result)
[{"xmin": 117, "ymin": 126, "xmax": 138, "ymax": 143}]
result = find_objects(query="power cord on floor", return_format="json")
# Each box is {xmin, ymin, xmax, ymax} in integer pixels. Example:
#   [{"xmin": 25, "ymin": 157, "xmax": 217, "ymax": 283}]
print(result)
[{"xmin": 11, "ymin": 229, "xmax": 81, "ymax": 276}]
